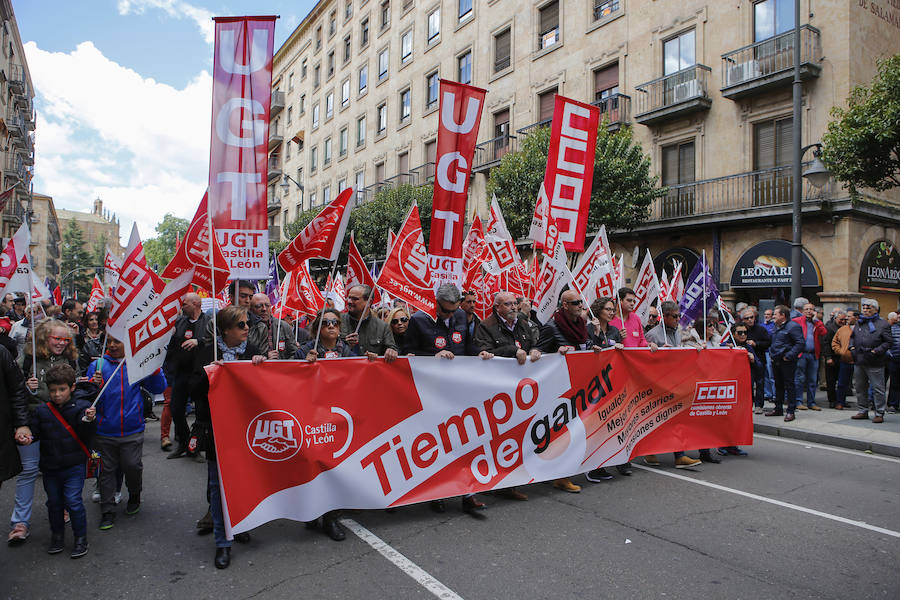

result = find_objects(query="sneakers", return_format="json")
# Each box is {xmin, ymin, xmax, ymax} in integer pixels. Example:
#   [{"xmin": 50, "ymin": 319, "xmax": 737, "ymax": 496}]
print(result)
[
  {"xmin": 644, "ymin": 454, "xmax": 660, "ymax": 466},
  {"xmin": 753, "ymin": 406, "xmax": 764, "ymax": 414},
  {"xmin": 70, "ymin": 536, "xmax": 88, "ymax": 559},
  {"xmin": 99, "ymin": 512, "xmax": 115, "ymax": 530},
  {"xmin": 586, "ymin": 468, "xmax": 614, "ymax": 482},
  {"xmin": 873, "ymin": 414, "xmax": 885, "ymax": 423},
  {"xmin": 91, "ymin": 483, "xmax": 100, "ymax": 503},
  {"xmin": 552, "ymin": 478, "xmax": 581, "ymax": 493},
  {"xmin": 7, "ymin": 523, "xmax": 28, "ymax": 545},
  {"xmin": 125, "ymin": 494, "xmax": 141, "ymax": 516},
  {"xmin": 887, "ymin": 407, "xmax": 898, "ymax": 414},
  {"xmin": 47, "ymin": 532, "xmax": 65, "ymax": 554},
  {"xmin": 699, "ymin": 450, "xmax": 721, "ymax": 464},
  {"xmin": 616, "ymin": 463, "xmax": 633, "ymax": 476},
  {"xmin": 674, "ymin": 456, "xmax": 702, "ymax": 469},
  {"xmin": 851, "ymin": 412, "xmax": 869, "ymax": 420},
  {"xmin": 160, "ymin": 436, "xmax": 173, "ymax": 451}
]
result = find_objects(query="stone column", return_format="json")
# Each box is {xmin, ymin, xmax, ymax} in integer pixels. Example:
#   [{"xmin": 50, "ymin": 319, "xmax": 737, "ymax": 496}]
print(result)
[{"xmin": 817, "ymin": 291, "xmax": 864, "ymax": 317}]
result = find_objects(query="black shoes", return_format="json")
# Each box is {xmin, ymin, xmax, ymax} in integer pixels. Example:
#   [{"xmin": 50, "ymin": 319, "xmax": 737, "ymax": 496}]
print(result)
[
  {"xmin": 461, "ymin": 496, "xmax": 486, "ymax": 519},
  {"xmin": 699, "ymin": 450, "xmax": 721, "ymax": 464},
  {"xmin": 234, "ymin": 532, "xmax": 251, "ymax": 544},
  {"xmin": 125, "ymin": 494, "xmax": 141, "ymax": 516},
  {"xmin": 322, "ymin": 517, "xmax": 346, "ymax": 541},
  {"xmin": 70, "ymin": 536, "xmax": 88, "ymax": 559},
  {"xmin": 166, "ymin": 445, "xmax": 188, "ymax": 459},
  {"xmin": 47, "ymin": 532, "xmax": 65, "ymax": 554},
  {"xmin": 616, "ymin": 463, "xmax": 633, "ymax": 476},
  {"xmin": 197, "ymin": 509, "xmax": 213, "ymax": 535},
  {"xmin": 585, "ymin": 468, "xmax": 614, "ymax": 482},
  {"xmin": 214, "ymin": 547, "xmax": 231, "ymax": 569},
  {"xmin": 763, "ymin": 409, "xmax": 783, "ymax": 417},
  {"xmin": 98, "ymin": 512, "xmax": 115, "ymax": 530}
]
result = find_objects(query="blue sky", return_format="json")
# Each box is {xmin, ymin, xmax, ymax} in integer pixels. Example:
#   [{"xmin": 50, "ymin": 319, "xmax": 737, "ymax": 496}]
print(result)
[{"xmin": 17, "ymin": 0, "xmax": 316, "ymax": 244}]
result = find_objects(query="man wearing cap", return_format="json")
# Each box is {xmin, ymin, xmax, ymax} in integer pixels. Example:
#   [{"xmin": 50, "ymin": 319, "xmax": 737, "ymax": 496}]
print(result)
[{"xmin": 850, "ymin": 299, "xmax": 892, "ymax": 423}]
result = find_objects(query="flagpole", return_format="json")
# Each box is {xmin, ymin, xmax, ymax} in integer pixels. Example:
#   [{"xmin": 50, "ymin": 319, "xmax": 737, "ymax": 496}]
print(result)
[
  {"xmin": 206, "ymin": 201, "xmax": 218, "ymax": 363},
  {"xmin": 28, "ymin": 292, "xmax": 36, "ymax": 379},
  {"xmin": 702, "ymin": 249, "xmax": 708, "ymax": 346},
  {"xmin": 314, "ymin": 259, "xmax": 340, "ymax": 349},
  {"xmin": 564, "ymin": 261, "xmax": 596, "ymax": 321},
  {"xmin": 82, "ymin": 360, "xmax": 124, "ymax": 421},
  {"xmin": 273, "ymin": 269, "xmax": 288, "ymax": 358}
]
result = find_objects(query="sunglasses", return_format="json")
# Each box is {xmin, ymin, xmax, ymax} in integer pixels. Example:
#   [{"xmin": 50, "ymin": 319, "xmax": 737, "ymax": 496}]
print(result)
[
  {"xmin": 735, "ymin": 330, "xmax": 748, "ymax": 335},
  {"xmin": 322, "ymin": 318, "xmax": 340, "ymax": 327},
  {"xmin": 565, "ymin": 299, "xmax": 583, "ymax": 306},
  {"xmin": 236, "ymin": 321, "xmax": 249, "ymax": 329},
  {"xmin": 391, "ymin": 317, "xmax": 409, "ymax": 324}
]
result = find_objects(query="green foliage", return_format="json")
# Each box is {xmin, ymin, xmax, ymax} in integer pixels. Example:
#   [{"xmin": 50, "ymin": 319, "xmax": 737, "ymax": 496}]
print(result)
[
  {"xmin": 487, "ymin": 122, "xmax": 665, "ymax": 242},
  {"xmin": 822, "ymin": 54, "xmax": 900, "ymax": 192},
  {"xmin": 143, "ymin": 214, "xmax": 189, "ymax": 271},
  {"xmin": 60, "ymin": 221, "xmax": 94, "ymax": 298}
]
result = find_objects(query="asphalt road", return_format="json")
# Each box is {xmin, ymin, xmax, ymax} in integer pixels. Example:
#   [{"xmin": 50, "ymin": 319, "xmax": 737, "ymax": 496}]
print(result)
[{"xmin": 2, "ymin": 421, "xmax": 898, "ymax": 600}]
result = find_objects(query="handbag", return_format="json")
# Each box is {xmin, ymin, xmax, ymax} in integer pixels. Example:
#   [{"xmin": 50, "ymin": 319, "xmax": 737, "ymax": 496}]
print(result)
[{"xmin": 46, "ymin": 402, "xmax": 101, "ymax": 478}]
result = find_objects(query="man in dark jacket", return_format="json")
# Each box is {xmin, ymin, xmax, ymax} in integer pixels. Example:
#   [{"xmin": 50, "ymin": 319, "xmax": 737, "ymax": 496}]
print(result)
[
  {"xmin": 850, "ymin": 299, "xmax": 893, "ymax": 423},
  {"xmin": 475, "ymin": 291, "xmax": 541, "ymax": 364},
  {"xmin": 249, "ymin": 293, "xmax": 298, "ymax": 359},
  {"xmin": 461, "ymin": 290, "xmax": 481, "ymax": 340},
  {"xmin": 341, "ymin": 285, "xmax": 398, "ymax": 361},
  {"xmin": 765, "ymin": 305, "xmax": 805, "ymax": 421},
  {"xmin": 822, "ymin": 310, "xmax": 846, "ymax": 408},
  {"xmin": 164, "ymin": 293, "xmax": 209, "ymax": 459},
  {"xmin": 739, "ymin": 308, "xmax": 772, "ymax": 413},
  {"xmin": 1, "ymin": 344, "xmax": 28, "ymax": 489}
]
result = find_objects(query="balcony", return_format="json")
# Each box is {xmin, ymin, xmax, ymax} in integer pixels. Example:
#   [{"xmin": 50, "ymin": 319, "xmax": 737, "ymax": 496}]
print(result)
[
  {"xmin": 591, "ymin": 93, "xmax": 631, "ymax": 131},
  {"xmin": 270, "ymin": 90, "xmax": 285, "ymax": 117},
  {"xmin": 634, "ymin": 65, "xmax": 712, "ymax": 126},
  {"xmin": 267, "ymin": 154, "xmax": 283, "ymax": 182},
  {"xmin": 268, "ymin": 123, "xmax": 284, "ymax": 151},
  {"xmin": 721, "ymin": 26, "xmax": 822, "ymax": 100},
  {"xmin": 516, "ymin": 118, "xmax": 552, "ymax": 138},
  {"xmin": 8, "ymin": 64, "xmax": 24, "ymax": 95},
  {"xmin": 473, "ymin": 134, "xmax": 517, "ymax": 173},
  {"xmin": 23, "ymin": 109, "xmax": 35, "ymax": 131},
  {"xmin": 267, "ymin": 196, "xmax": 282, "ymax": 216},
  {"xmin": 268, "ymin": 225, "xmax": 281, "ymax": 242},
  {"xmin": 3, "ymin": 154, "xmax": 25, "ymax": 183},
  {"xmin": 6, "ymin": 111, "xmax": 24, "ymax": 141},
  {"xmin": 1, "ymin": 192, "xmax": 24, "ymax": 225},
  {"xmin": 409, "ymin": 162, "xmax": 434, "ymax": 184}
]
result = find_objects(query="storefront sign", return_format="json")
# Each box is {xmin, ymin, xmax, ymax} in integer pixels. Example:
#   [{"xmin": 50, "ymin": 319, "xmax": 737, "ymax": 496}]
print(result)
[
  {"xmin": 859, "ymin": 240, "xmax": 900, "ymax": 292},
  {"xmin": 729, "ymin": 240, "xmax": 821, "ymax": 288}
]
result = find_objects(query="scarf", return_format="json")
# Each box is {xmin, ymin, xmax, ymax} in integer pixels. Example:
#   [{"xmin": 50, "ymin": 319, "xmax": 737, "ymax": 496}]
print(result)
[
  {"xmin": 553, "ymin": 309, "xmax": 587, "ymax": 346},
  {"xmin": 217, "ymin": 335, "xmax": 247, "ymax": 361},
  {"xmin": 858, "ymin": 315, "xmax": 879, "ymax": 333}
]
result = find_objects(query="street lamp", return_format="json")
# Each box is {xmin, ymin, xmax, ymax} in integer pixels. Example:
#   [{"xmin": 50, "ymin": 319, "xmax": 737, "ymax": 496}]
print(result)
[
  {"xmin": 802, "ymin": 145, "xmax": 830, "ymax": 189},
  {"xmin": 279, "ymin": 174, "xmax": 303, "ymax": 201}
]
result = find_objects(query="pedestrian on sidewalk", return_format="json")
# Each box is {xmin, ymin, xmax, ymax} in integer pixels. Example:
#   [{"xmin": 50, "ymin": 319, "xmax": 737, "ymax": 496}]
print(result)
[
  {"xmin": 738, "ymin": 308, "xmax": 771, "ymax": 414},
  {"xmin": 822, "ymin": 310, "xmax": 846, "ymax": 408},
  {"xmin": 792, "ymin": 303, "xmax": 827, "ymax": 411},
  {"xmin": 766, "ymin": 306, "xmax": 804, "ymax": 422},
  {"xmin": 850, "ymin": 299, "xmax": 892, "ymax": 423},
  {"xmin": 886, "ymin": 312, "xmax": 900, "ymax": 413},
  {"xmin": 763, "ymin": 308, "xmax": 776, "ymax": 403},
  {"xmin": 832, "ymin": 309, "xmax": 858, "ymax": 409}
]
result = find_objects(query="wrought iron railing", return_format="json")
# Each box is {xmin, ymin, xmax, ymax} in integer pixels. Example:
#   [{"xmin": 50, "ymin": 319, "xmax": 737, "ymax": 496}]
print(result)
[
  {"xmin": 516, "ymin": 118, "xmax": 552, "ymax": 138},
  {"xmin": 473, "ymin": 134, "xmax": 516, "ymax": 170},
  {"xmin": 592, "ymin": 93, "xmax": 631, "ymax": 128},
  {"xmin": 634, "ymin": 64, "xmax": 712, "ymax": 117},
  {"xmin": 721, "ymin": 25, "xmax": 821, "ymax": 89}
]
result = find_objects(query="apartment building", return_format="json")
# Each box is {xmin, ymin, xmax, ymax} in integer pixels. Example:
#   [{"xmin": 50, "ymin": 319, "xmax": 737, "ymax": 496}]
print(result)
[
  {"xmin": 30, "ymin": 192, "xmax": 60, "ymax": 283},
  {"xmin": 271, "ymin": 0, "xmax": 900, "ymax": 312},
  {"xmin": 0, "ymin": 0, "xmax": 35, "ymax": 241}
]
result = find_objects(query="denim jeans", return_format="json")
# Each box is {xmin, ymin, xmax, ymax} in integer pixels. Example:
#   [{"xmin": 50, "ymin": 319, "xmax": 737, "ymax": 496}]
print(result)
[
  {"xmin": 764, "ymin": 354, "xmax": 775, "ymax": 398},
  {"xmin": 794, "ymin": 353, "xmax": 819, "ymax": 407},
  {"xmin": 43, "ymin": 463, "xmax": 87, "ymax": 538},
  {"xmin": 836, "ymin": 363, "xmax": 854, "ymax": 405},
  {"xmin": 9, "ymin": 441, "xmax": 40, "ymax": 528},
  {"xmin": 208, "ymin": 459, "xmax": 231, "ymax": 548},
  {"xmin": 888, "ymin": 359, "xmax": 900, "ymax": 409}
]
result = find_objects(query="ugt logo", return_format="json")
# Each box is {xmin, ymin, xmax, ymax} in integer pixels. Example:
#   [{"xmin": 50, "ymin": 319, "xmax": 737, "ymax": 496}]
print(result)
[{"xmin": 246, "ymin": 410, "xmax": 303, "ymax": 462}]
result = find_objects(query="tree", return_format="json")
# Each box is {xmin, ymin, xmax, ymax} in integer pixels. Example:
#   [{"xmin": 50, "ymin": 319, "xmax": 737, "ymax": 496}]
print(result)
[
  {"xmin": 822, "ymin": 54, "xmax": 900, "ymax": 192},
  {"xmin": 487, "ymin": 122, "xmax": 665, "ymax": 242},
  {"xmin": 60, "ymin": 221, "xmax": 94, "ymax": 299},
  {"xmin": 143, "ymin": 214, "xmax": 189, "ymax": 272}
]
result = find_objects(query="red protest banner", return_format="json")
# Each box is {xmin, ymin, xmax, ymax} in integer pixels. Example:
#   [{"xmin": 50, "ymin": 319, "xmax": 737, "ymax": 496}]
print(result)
[
  {"xmin": 283, "ymin": 261, "xmax": 325, "ymax": 317},
  {"xmin": 376, "ymin": 202, "xmax": 436, "ymax": 319},
  {"xmin": 278, "ymin": 188, "xmax": 353, "ymax": 273},
  {"xmin": 542, "ymin": 95, "xmax": 600, "ymax": 252},
  {"xmin": 346, "ymin": 233, "xmax": 381, "ymax": 304},
  {"xmin": 207, "ymin": 348, "xmax": 751, "ymax": 533},
  {"xmin": 161, "ymin": 192, "xmax": 230, "ymax": 294},
  {"xmin": 427, "ymin": 80, "xmax": 486, "ymax": 289},
  {"xmin": 85, "ymin": 276, "xmax": 105, "ymax": 313},
  {"xmin": 208, "ymin": 16, "xmax": 276, "ymax": 278}
]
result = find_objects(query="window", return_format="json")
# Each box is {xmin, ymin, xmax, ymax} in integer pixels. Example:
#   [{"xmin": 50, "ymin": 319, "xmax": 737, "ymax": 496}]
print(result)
[
  {"xmin": 754, "ymin": 117, "xmax": 792, "ymax": 169},
  {"xmin": 346, "ymin": 1, "xmax": 353, "ymax": 20},
  {"xmin": 401, "ymin": 30, "xmax": 412, "ymax": 63},
  {"xmin": 287, "ymin": 106, "xmax": 293, "ymax": 125},
  {"xmin": 538, "ymin": 87, "xmax": 557, "ymax": 121},
  {"xmin": 538, "ymin": 1, "xmax": 560, "ymax": 50},
  {"xmin": 754, "ymin": 0, "xmax": 794, "ymax": 42},
  {"xmin": 314, "ymin": 64, "xmax": 321, "ymax": 88},
  {"xmin": 342, "ymin": 79, "xmax": 351, "ymax": 106},
  {"xmin": 339, "ymin": 127, "xmax": 349, "ymax": 156},
  {"xmin": 398, "ymin": 151, "xmax": 409, "ymax": 174},
  {"xmin": 661, "ymin": 140, "xmax": 696, "ymax": 217},
  {"xmin": 424, "ymin": 139, "xmax": 436, "ymax": 178},
  {"xmin": 288, "ymin": 72, "xmax": 294, "ymax": 90},
  {"xmin": 593, "ymin": 0, "xmax": 620, "ymax": 22},
  {"xmin": 457, "ymin": 50, "xmax": 472, "ymax": 84},
  {"xmin": 316, "ymin": 26, "xmax": 322, "ymax": 50},
  {"xmin": 286, "ymin": 141, "xmax": 291, "ymax": 159},
  {"xmin": 361, "ymin": 17, "xmax": 370, "ymax": 47},
  {"xmin": 663, "ymin": 30, "xmax": 695, "ymax": 75},
  {"xmin": 324, "ymin": 137, "xmax": 333, "ymax": 164},
  {"xmin": 375, "ymin": 162, "xmax": 385, "ymax": 181},
  {"xmin": 329, "ymin": 11, "xmax": 337, "ymax": 37},
  {"xmin": 458, "ymin": 0, "xmax": 472, "ymax": 22},
  {"xmin": 326, "ymin": 92, "xmax": 334, "ymax": 119},
  {"xmin": 377, "ymin": 103, "xmax": 388, "ymax": 134},
  {"xmin": 427, "ymin": 9, "xmax": 440, "ymax": 42},
  {"xmin": 312, "ymin": 103, "xmax": 320, "ymax": 128},
  {"xmin": 426, "ymin": 71, "xmax": 439, "ymax": 109},
  {"xmin": 494, "ymin": 109, "xmax": 510, "ymax": 138},
  {"xmin": 400, "ymin": 88, "xmax": 411, "ymax": 122},
  {"xmin": 357, "ymin": 115, "xmax": 367, "ymax": 146},
  {"xmin": 359, "ymin": 64, "xmax": 368, "ymax": 93},
  {"xmin": 344, "ymin": 35, "xmax": 352, "ymax": 63},
  {"xmin": 309, "ymin": 191, "xmax": 317, "ymax": 207},
  {"xmin": 323, "ymin": 185, "xmax": 332, "ymax": 205},
  {"xmin": 301, "ymin": 58, "xmax": 308, "ymax": 79},
  {"xmin": 378, "ymin": 48, "xmax": 389, "ymax": 80},
  {"xmin": 327, "ymin": 51, "xmax": 335, "ymax": 77},
  {"xmin": 381, "ymin": 0, "xmax": 391, "ymax": 29},
  {"xmin": 310, "ymin": 146, "xmax": 318, "ymax": 171},
  {"xmin": 338, "ymin": 178, "xmax": 347, "ymax": 193},
  {"xmin": 494, "ymin": 28, "xmax": 511, "ymax": 73},
  {"xmin": 355, "ymin": 170, "xmax": 365, "ymax": 201},
  {"xmin": 299, "ymin": 94, "xmax": 306, "ymax": 114},
  {"xmin": 593, "ymin": 63, "xmax": 619, "ymax": 101}
]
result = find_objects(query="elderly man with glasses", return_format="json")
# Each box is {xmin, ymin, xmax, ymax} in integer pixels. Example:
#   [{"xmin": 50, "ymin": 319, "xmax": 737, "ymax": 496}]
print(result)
[
  {"xmin": 849, "ymin": 299, "xmax": 893, "ymax": 423},
  {"xmin": 340, "ymin": 285, "xmax": 398, "ymax": 362},
  {"xmin": 248, "ymin": 293, "xmax": 299, "ymax": 360},
  {"xmin": 737, "ymin": 308, "xmax": 772, "ymax": 414},
  {"xmin": 646, "ymin": 301, "xmax": 683, "ymax": 347}
]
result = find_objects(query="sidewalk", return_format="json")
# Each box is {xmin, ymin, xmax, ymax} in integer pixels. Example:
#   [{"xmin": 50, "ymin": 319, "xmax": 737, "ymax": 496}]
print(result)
[{"xmin": 753, "ymin": 389, "xmax": 900, "ymax": 457}]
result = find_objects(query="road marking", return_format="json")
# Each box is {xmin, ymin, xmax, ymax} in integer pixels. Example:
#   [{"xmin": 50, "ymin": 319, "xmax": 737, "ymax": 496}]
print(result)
[
  {"xmin": 632, "ymin": 465, "xmax": 900, "ymax": 539},
  {"xmin": 754, "ymin": 433, "xmax": 900, "ymax": 463},
  {"xmin": 341, "ymin": 518, "xmax": 465, "ymax": 600}
]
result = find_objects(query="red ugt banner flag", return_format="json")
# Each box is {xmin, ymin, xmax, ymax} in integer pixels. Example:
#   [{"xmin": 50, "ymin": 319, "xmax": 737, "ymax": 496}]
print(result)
[
  {"xmin": 346, "ymin": 233, "xmax": 381, "ymax": 304},
  {"xmin": 85, "ymin": 276, "xmax": 105, "ymax": 314},
  {"xmin": 377, "ymin": 202, "xmax": 436, "ymax": 319},
  {"xmin": 542, "ymin": 95, "xmax": 600, "ymax": 252},
  {"xmin": 208, "ymin": 16, "xmax": 276, "ymax": 279},
  {"xmin": 427, "ymin": 80, "xmax": 485, "ymax": 289},
  {"xmin": 278, "ymin": 188, "xmax": 353, "ymax": 272},
  {"xmin": 282, "ymin": 261, "xmax": 325, "ymax": 317},
  {"xmin": 161, "ymin": 192, "xmax": 230, "ymax": 294}
]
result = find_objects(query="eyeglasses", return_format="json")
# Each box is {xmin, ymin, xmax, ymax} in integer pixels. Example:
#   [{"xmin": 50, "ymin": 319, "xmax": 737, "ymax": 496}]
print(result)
[
  {"xmin": 391, "ymin": 317, "xmax": 409, "ymax": 325},
  {"xmin": 49, "ymin": 336, "xmax": 71, "ymax": 344},
  {"xmin": 252, "ymin": 303, "xmax": 271, "ymax": 309},
  {"xmin": 236, "ymin": 321, "xmax": 249, "ymax": 329},
  {"xmin": 734, "ymin": 330, "xmax": 748, "ymax": 336},
  {"xmin": 322, "ymin": 318, "xmax": 340, "ymax": 327},
  {"xmin": 564, "ymin": 299, "xmax": 582, "ymax": 306},
  {"xmin": 499, "ymin": 301, "xmax": 517, "ymax": 307},
  {"xmin": 742, "ymin": 315, "xmax": 755, "ymax": 320}
]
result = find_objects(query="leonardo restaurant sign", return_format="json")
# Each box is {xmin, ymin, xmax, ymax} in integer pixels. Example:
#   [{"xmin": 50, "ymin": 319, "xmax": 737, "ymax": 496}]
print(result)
[
  {"xmin": 730, "ymin": 240, "xmax": 822, "ymax": 288},
  {"xmin": 860, "ymin": 241, "xmax": 900, "ymax": 292}
]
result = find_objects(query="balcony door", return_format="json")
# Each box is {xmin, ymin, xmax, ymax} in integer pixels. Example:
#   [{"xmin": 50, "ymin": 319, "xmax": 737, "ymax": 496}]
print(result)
[
  {"xmin": 753, "ymin": 117, "xmax": 793, "ymax": 206},
  {"xmin": 593, "ymin": 63, "xmax": 620, "ymax": 122},
  {"xmin": 663, "ymin": 30, "xmax": 696, "ymax": 106},
  {"xmin": 661, "ymin": 140, "xmax": 695, "ymax": 218},
  {"xmin": 754, "ymin": 0, "xmax": 795, "ymax": 75},
  {"xmin": 493, "ymin": 109, "xmax": 510, "ymax": 161}
]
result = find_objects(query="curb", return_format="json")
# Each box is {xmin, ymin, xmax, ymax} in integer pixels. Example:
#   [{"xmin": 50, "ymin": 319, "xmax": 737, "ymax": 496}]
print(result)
[{"xmin": 754, "ymin": 423, "xmax": 900, "ymax": 458}]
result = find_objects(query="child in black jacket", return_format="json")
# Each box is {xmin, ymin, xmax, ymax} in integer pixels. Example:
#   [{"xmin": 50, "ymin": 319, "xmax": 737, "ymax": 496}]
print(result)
[{"xmin": 28, "ymin": 363, "xmax": 97, "ymax": 558}]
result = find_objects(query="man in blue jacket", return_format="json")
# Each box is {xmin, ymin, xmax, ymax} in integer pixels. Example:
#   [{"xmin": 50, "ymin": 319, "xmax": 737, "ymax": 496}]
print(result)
[
  {"xmin": 85, "ymin": 334, "xmax": 167, "ymax": 531},
  {"xmin": 765, "ymin": 305, "xmax": 805, "ymax": 421}
]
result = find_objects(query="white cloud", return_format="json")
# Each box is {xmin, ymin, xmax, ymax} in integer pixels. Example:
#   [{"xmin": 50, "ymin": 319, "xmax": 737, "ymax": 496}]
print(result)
[
  {"xmin": 117, "ymin": 0, "xmax": 215, "ymax": 44},
  {"xmin": 24, "ymin": 41, "xmax": 212, "ymax": 243}
]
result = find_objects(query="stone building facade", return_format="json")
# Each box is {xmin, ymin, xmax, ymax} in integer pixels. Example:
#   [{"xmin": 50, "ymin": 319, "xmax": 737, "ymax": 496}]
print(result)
[
  {"xmin": 270, "ymin": 0, "xmax": 900, "ymax": 313},
  {"xmin": 29, "ymin": 193, "xmax": 61, "ymax": 283},
  {"xmin": 56, "ymin": 198, "xmax": 124, "ymax": 270}
]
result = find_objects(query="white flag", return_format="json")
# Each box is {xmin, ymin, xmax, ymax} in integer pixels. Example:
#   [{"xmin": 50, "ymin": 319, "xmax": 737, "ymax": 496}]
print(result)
[
  {"xmin": 632, "ymin": 250, "xmax": 661, "ymax": 327},
  {"xmin": 570, "ymin": 225, "xmax": 612, "ymax": 307},
  {"xmin": 483, "ymin": 195, "xmax": 519, "ymax": 275},
  {"xmin": 107, "ymin": 224, "xmax": 164, "ymax": 341}
]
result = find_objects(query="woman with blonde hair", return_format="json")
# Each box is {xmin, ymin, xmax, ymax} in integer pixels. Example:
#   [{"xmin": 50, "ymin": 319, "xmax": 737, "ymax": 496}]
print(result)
[{"xmin": 386, "ymin": 306, "xmax": 411, "ymax": 355}]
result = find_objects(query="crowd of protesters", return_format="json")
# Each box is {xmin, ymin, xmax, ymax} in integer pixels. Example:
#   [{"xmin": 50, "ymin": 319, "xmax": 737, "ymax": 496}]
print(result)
[{"xmin": 1, "ymin": 283, "xmax": 897, "ymax": 569}]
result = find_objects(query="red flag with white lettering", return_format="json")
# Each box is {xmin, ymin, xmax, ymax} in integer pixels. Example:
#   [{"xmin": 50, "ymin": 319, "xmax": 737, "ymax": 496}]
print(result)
[
  {"xmin": 278, "ymin": 188, "xmax": 353, "ymax": 272},
  {"xmin": 161, "ymin": 192, "xmax": 230, "ymax": 294},
  {"xmin": 85, "ymin": 276, "xmax": 105, "ymax": 313},
  {"xmin": 541, "ymin": 95, "xmax": 600, "ymax": 252},
  {"xmin": 377, "ymin": 203, "xmax": 436, "ymax": 319},
  {"xmin": 283, "ymin": 261, "xmax": 325, "ymax": 317},
  {"xmin": 208, "ymin": 17, "xmax": 276, "ymax": 279},
  {"xmin": 346, "ymin": 233, "xmax": 381, "ymax": 304},
  {"xmin": 427, "ymin": 80, "xmax": 486, "ymax": 289},
  {"xmin": 107, "ymin": 225, "xmax": 165, "ymax": 341}
]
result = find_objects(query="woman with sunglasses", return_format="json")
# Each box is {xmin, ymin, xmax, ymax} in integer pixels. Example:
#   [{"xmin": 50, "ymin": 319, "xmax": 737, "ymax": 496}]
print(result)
[
  {"xmin": 298, "ymin": 309, "xmax": 362, "ymax": 362},
  {"xmin": 190, "ymin": 305, "xmax": 266, "ymax": 569},
  {"xmin": 386, "ymin": 307, "xmax": 411, "ymax": 355},
  {"xmin": 9, "ymin": 319, "xmax": 80, "ymax": 546}
]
